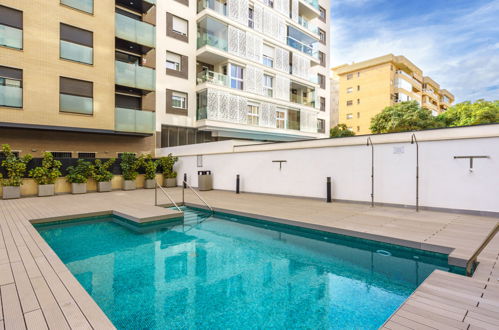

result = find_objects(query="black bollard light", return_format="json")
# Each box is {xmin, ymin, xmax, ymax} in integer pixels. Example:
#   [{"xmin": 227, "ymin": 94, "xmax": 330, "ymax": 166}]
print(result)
[
  {"xmin": 236, "ymin": 174, "xmax": 240, "ymax": 194},
  {"xmin": 183, "ymin": 173, "xmax": 187, "ymax": 188},
  {"xmin": 326, "ymin": 177, "xmax": 332, "ymax": 203}
]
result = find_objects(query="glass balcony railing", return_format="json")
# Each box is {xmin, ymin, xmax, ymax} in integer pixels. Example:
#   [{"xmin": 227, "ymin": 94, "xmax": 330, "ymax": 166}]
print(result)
[
  {"xmin": 60, "ymin": 94, "xmax": 93, "ymax": 115},
  {"xmin": 297, "ymin": 16, "xmax": 319, "ymax": 35},
  {"xmin": 0, "ymin": 85, "xmax": 22, "ymax": 108},
  {"xmin": 144, "ymin": 0, "xmax": 156, "ymax": 4},
  {"xmin": 115, "ymin": 13, "xmax": 155, "ymax": 48},
  {"xmin": 60, "ymin": 40, "xmax": 93, "ymax": 64},
  {"xmin": 197, "ymin": 0, "xmax": 227, "ymax": 15},
  {"xmin": 60, "ymin": 0, "xmax": 93, "ymax": 13},
  {"xmin": 287, "ymin": 36, "xmax": 318, "ymax": 59},
  {"xmin": 196, "ymin": 70, "xmax": 229, "ymax": 87},
  {"xmin": 300, "ymin": 0, "xmax": 319, "ymax": 10},
  {"xmin": 115, "ymin": 107, "xmax": 155, "ymax": 134},
  {"xmin": 197, "ymin": 32, "xmax": 228, "ymax": 51},
  {"xmin": 0, "ymin": 24, "xmax": 22, "ymax": 50},
  {"xmin": 115, "ymin": 61, "xmax": 155, "ymax": 91}
]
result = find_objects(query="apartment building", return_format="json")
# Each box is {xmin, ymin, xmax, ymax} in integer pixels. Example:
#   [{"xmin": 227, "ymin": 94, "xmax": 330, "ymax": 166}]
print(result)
[
  {"xmin": 331, "ymin": 54, "xmax": 454, "ymax": 135},
  {"xmin": 0, "ymin": 0, "xmax": 157, "ymax": 157},
  {"xmin": 157, "ymin": 0, "xmax": 331, "ymax": 146},
  {"xmin": 0, "ymin": 0, "xmax": 329, "ymax": 157}
]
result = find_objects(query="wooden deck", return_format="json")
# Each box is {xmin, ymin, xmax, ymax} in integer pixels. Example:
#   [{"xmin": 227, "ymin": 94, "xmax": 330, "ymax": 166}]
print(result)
[{"xmin": 0, "ymin": 188, "xmax": 498, "ymax": 329}]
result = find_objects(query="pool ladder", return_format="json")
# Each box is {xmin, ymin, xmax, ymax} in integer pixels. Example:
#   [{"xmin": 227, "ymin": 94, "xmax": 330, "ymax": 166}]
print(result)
[
  {"xmin": 182, "ymin": 180, "xmax": 215, "ymax": 216},
  {"xmin": 154, "ymin": 182, "xmax": 182, "ymax": 212}
]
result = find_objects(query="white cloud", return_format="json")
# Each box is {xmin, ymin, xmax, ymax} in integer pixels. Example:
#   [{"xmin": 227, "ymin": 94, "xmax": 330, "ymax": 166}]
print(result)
[{"xmin": 331, "ymin": 0, "xmax": 499, "ymax": 102}]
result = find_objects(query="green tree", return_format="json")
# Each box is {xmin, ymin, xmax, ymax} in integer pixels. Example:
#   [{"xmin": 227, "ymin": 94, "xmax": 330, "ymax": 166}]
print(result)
[
  {"xmin": 370, "ymin": 101, "xmax": 443, "ymax": 134},
  {"xmin": 330, "ymin": 124, "xmax": 355, "ymax": 138},
  {"xmin": 438, "ymin": 99, "xmax": 499, "ymax": 127}
]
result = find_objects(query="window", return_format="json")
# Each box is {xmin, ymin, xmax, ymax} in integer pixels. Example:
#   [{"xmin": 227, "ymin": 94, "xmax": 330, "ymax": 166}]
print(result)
[
  {"xmin": 319, "ymin": 6, "xmax": 326, "ymax": 22},
  {"xmin": 59, "ymin": 77, "xmax": 93, "ymax": 115},
  {"xmin": 357, "ymin": 85, "xmax": 360, "ymax": 91},
  {"xmin": 60, "ymin": 0, "xmax": 93, "ymax": 14},
  {"xmin": 263, "ymin": 0, "xmax": 273, "ymax": 8},
  {"xmin": 346, "ymin": 100, "xmax": 353, "ymax": 106},
  {"xmin": 262, "ymin": 44, "xmax": 274, "ymax": 68},
  {"xmin": 60, "ymin": 23, "xmax": 93, "ymax": 64},
  {"xmin": 346, "ymin": 113, "xmax": 353, "ymax": 119},
  {"xmin": 276, "ymin": 109, "xmax": 286, "ymax": 129},
  {"xmin": 317, "ymin": 119, "xmax": 325, "ymax": 133},
  {"xmin": 78, "ymin": 152, "xmax": 96, "ymax": 158},
  {"xmin": 357, "ymin": 72, "xmax": 360, "ymax": 77},
  {"xmin": 172, "ymin": 91, "xmax": 187, "ymax": 109},
  {"xmin": 248, "ymin": 6, "xmax": 254, "ymax": 29},
  {"xmin": 263, "ymin": 74, "xmax": 273, "ymax": 97},
  {"xmin": 229, "ymin": 64, "xmax": 244, "ymax": 90},
  {"xmin": 347, "ymin": 73, "xmax": 353, "ymax": 80},
  {"xmin": 0, "ymin": 66, "xmax": 23, "ymax": 108},
  {"xmin": 318, "ymin": 74, "xmax": 325, "ymax": 89},
  {"xmin": 357, "ymin": 99, "xmax": 360, "ymax": 104},
  {"xmin": 346, "ymin": 87, "xmax": 353, "ymax": 93},
  {"xmin": 318, "ymin": 51, "xmax": 325, "ymax": 67},
  {"xmin": 167, "ymin": 13, "xmax": 188, "ymax": 42},
  {"xmin": 320, "ymin": 97, "xmax": 325, "ymax": 112},
  {"xmin": 52, "ymin": 152, "xmax": 73, "ymax": 158},
  {"xmin": 0, "ymin": 5, "xmax": 23, "ymax": 50},
  {"xmin": 166, "ymin": 52, "xmax": 181, "ymax": 71},
  {"xmin": 318, "ymin": 28, "xmax": 326, "ymax": 44},
  {"xmin": 247, "ymin": 104, "xmax": 259, "ymax": 125}
]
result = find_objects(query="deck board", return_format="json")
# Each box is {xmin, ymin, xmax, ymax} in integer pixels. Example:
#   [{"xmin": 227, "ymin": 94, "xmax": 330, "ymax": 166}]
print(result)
[{"xmin": 0, "ymin": 188, "xmax": 497, "ymax": 329}]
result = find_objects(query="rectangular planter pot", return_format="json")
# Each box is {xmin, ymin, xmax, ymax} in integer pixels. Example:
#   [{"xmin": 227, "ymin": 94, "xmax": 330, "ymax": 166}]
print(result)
[
  {"xmin": 97, "ymin": 181, "xmax": 112, "ymax": 192},
  {"xmin": 38, "ymin": 184, "xmax": 55, "ymax": 197},
  {"xmin": 2, "ymin": 186, "xmax": 20, "ymax": 199},
  {"xmin": 71, "ymin": 183, "xmax": 87, "ymax": 194},
  {"xmin": 123, "ymin": 180, "xmax": 136, "ymax": 191},
  {"xmin": 164, "ymin": 178, "xmax": 177, "ymax": 188},
  {"xmin": 145, "ymin": 179, "xmax": 156, "ymax": 189}
]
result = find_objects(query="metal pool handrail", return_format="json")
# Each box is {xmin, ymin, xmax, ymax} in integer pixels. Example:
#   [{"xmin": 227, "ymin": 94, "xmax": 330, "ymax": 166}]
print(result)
[
  {"xmin": 466, "ymin": 222, "xmax": 499, "ymax": 276},
  {"xmin": 154, "ymin": 182, "xmax": 182, "ymax": 212},
  {"xmin": 182, "ymin": 180, "xmax": 214, "ymax": 215}
]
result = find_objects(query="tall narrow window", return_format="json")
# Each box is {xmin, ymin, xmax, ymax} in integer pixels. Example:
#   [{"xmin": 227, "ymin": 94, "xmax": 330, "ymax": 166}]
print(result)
[
  {"xmin": 60, "ymin": 0, "xmax": 93, "ymax": 14},
  {"xmin": 247, "ymin": 104, "xmax": 259, "ymax": 125},
  {"xmin": 318, "ymin": 73, "xmax": 325, "ymax": 89},
  {"xmin": 318, "ymin": 51, "xmax": 325, "ymax": 67},
  {"xmin": 262, "ymin": 44, "xmax": 274, "ymax": 68},
  {"xmin": 276, "ymin": 109, "xmax": 286, "ymax": 129},
  {"xmin": 0, "ymin": 66, "xmax": 22, "ymax": 108},
  {"xmin": 317, "ymin": 119, "xmax": 325, "ymax": 133},
  {"xmin": 319, "ymin": 6, "xmax": 326, "ymax": 22},
  {"xmin": 0, "ymin": 5, "xmax": 23, "ymax": 50},
  {"xmin": 248, "ymin": 6, "xmax": 254, "ymax": 29},
  {"xmin": 60, "ymin": 77, "xmax": 93, "ymax": 114},
  {"xmin": 263, "ymin": 74, "xmax": 273, "ymax": 97},
  {"xmin": 229, "ymin": 64, "xmax": 244, "ymax": 90},
  {"xmin": 318, "ymin": 28, "xmax": 326, "ymax": 45},
  {"xmin": 60, "ymin": 23, "xmax": 93, "ymax": 64},
  {"xmin": 320, "ymin": 97, "xmax": 325, "ymax": 112}
]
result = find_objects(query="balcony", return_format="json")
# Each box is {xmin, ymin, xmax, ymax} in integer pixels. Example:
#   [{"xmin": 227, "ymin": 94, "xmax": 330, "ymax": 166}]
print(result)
[
  {"xmin": 115, "ymin": 61, "xmax": 155, "ymax": 91},
  {"xmin": 287, "ymin": 26, "xmax": 319, "ymax": 59},
  {"xmin": 60, "ymin": 40, "xmax": 93, "ymax": 64},
  {"xmin": 297, "ymin": 16, "xmax": 319, "ymax": 35},
  {"xmin": 197, "ymin": 17, "xmax": 228, "ymax": 51},
  {"xmin": 60, "ymin": 94, "xmax": 93, "ymax": 115},
  {"xmin": 197, "ymin": 0, "xmax": 227, "ymax": 15},
  {"xmin": 115, "ymin": 108, "xmax": 155, "ymax": 134},
  {"xmin": 0, "ymin": 85, "xmax": 22, "ymax": 108},
  {"xmin": 196, "ymin": 70, "xmax": 229, "ymax": 87},
  {"xmin": 0, "ymin": 24, "xmax": 22, "ymax": 50},
  {"xmin": 291, "ymin": 82, "xmax": 316, "ymax": 108},
  {"xmin": 115, "ymin": 13, "xmax": 155, "ymax": 48},
  {"xmin": 60, "ymin": 0, "xmax": 93, "ymax": 13},
  {"xmin": 300, "ymin": 0, "xmax": 319, "ymax": 11}
]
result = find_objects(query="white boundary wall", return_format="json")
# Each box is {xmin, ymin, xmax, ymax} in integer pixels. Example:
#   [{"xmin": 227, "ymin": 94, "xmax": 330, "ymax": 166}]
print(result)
[{"xmin": 164, "ymin": 125, "xmax": 499, "ymax": 214}]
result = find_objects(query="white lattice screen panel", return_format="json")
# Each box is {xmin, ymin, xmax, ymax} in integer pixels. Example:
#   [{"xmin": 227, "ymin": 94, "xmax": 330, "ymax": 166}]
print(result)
[
  {"xmin": 275, "ymin": 75, "xmax": 290, "ymax": 101},
  {"xmin": 254, "ymin": 3, "xmax": 264, "ymax": 32},
  {"xmin": 300, "ymin": 111, "xmax": 318, "ymax": 133},
  {"xmin": 274, "ymin": 47, "xmax": 289, "ymax": 73},
  {"xmin": 291, "ymin": 0, "xmax": 299, "ymax": 21},
  {"xmin": 292, "ymin": 53, "xmax": 310, "ymax": 80}
]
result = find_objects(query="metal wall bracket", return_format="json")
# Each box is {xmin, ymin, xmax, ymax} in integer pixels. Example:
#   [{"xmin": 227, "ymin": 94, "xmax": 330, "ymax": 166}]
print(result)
[
  {"xmin": 454, "ymin": 156, "xmax": 489, "ymax": 172},
  {"xmin": 272, "ymin": 160, "xmax": 287, "ymax": 170}
]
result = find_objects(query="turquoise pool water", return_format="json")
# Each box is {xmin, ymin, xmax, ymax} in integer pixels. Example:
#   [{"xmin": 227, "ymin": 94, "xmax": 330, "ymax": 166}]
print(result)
[{"xmin": 36, "ymin": 207, "xmax": 463, "ymax": 329}]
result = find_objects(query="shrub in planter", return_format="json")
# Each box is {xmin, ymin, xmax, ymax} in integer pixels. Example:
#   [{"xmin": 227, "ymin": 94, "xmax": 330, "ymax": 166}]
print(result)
[
  {"xmin": 90, "ymin": 158, "xmax": 115, "ymax": 192},
  {"xmin": 159, "ymin": 153, "xmax": 178, "ymax": 187},
  {"xmin": 1, "ymin": 144, "xmax": 33, "ymax": 199},
  {"xmin": 142, "ymin": 155, "xmax": 158, "ymax": 189},
  {"xmin": 66, "ymin": 159, "xmax": 91, "ymax": 194},
  {"xmin": 28, "ymin": 152, "xmax": 62, "ymax": 197},
  {"xmin": 120, "ymin": 153, "xmax": 141, "ymax": 190}
]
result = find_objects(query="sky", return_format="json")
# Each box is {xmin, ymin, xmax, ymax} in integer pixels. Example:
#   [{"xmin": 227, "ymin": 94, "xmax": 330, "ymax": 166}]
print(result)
[{"xmin": 330, "ymin": 0, "xmax": 499, "ymax": 102}]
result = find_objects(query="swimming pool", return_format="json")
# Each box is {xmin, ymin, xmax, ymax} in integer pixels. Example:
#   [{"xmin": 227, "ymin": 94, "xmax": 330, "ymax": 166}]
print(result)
[{"xmin": 36, "ymin": 207, "xmax": 464, "ymax": 329}]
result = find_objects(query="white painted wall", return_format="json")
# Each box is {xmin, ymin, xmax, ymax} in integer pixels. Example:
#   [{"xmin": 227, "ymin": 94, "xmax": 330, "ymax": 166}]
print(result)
[{"xmin": 168, "ymin": 125, "xmax": 499, "ymax": 214}]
